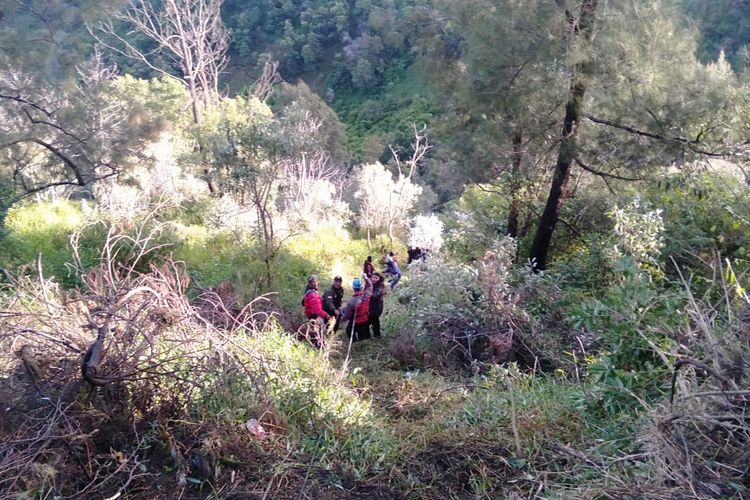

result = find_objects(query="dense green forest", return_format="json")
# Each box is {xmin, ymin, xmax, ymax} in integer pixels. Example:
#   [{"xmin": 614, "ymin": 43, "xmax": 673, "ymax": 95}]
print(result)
[{"xmin": 1, "ymin": 0, "xmax": 749, "ymax": 498}]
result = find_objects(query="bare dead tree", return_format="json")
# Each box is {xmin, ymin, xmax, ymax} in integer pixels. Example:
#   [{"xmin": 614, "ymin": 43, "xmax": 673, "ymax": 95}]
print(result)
[
  {"xmin": 92, "ymin": 0, "xmax": 230, "ymax": 125},
  {"xmin": 251, "ymin": 60, "xmax": 282, "ymax": 103},
  {"xmin": 389, "ymin": 124, "xmax": 431, "ymax": 180},
  {"xmin": 76, "ymin": 45, "xmax": 118, "ymax": 92},
  {"xmin": 385, "ymin": 124, "xmax": 431, "ymax": 247},
  {"xmin": 0, "ymin": 213, "xmax": 276, "ymax": 497},
  {"xmin": 281, "ymin": 151, "xmax": 337, "ymax": 215}
]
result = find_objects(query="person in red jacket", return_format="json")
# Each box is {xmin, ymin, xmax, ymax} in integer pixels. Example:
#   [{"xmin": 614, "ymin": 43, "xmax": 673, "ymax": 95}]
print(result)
[
  {"xmin": 302, "ymin": 275, "xmax": 329, "ymax": 322},
  {"xmin": 301, "ymin": 275, "xmax": 330, "ymax": 348},
  {"xmin": 340, "ymin": 275, "xmax": 372, "ymax": 342}
]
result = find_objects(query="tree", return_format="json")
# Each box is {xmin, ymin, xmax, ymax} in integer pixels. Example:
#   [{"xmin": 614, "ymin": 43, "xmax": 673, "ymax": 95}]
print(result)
[
  {"xmin": 386, "ymin": 125, "xmax": 431, "ymax": 247},
  {"xmin": 409, "ymin": 214, "xmax": 444, "ymax": 253},
  {"xmin": 528, "ymin": 0, "xmax": 750, "ymax": 269},
  {"xmin": 201, "ymin": 97, "xmax": 278, "ymax": 288},
  {"xmin": 427, "ymin": 0, "xmax": 750, "ymax": 270},
  {"xmin": 354, "ymin": 155, "xmax": 426, "ymax": 252},
  {"xmin": 0, "ymin": 55, "xmax": 163, "ymax": 202},
  {"xmin": 93, "ymin": 0, "xmax": 230, "ymax": 125},
  {"xmin": 527, "ymin": 0, "xmax": 598, "ymax": 270},
  {"xmin": 0, "ymin": 0, "xmax": 120, "ymax": 81},
  {"xmin": 420, "ymin": 0, "xmax": 565, "ymax": 240}
]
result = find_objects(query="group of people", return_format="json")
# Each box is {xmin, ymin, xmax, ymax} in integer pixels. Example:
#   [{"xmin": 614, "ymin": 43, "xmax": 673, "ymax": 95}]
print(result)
[
  {"xmin": 363, "ymin": 251, "xmax": 402, "ymax": 290},
  {"xmin": 302, "ymin": 251, "xmax": 400, "ymax": 346},
  {"xmin": 301, "ymin": 272, "xmax": 385, "ymax": 345}
]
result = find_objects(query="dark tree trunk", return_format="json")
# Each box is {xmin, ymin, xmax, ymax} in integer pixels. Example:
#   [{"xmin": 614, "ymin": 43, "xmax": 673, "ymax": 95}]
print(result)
[
  {"xmin": 506, "ymin": 128, "xmax": 523, "ymax": 239},
  {"xmin": 528, "ymin": 0, "xmax": 598, "ymax": 270}
]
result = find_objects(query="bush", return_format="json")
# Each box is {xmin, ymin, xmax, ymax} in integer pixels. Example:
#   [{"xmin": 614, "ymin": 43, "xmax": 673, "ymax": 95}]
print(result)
[
  {"xmin": 0, "ymin": 201, "xmax": 103, "ymax": 287},
  {"xmin": 568, "ymin": 258, "xmax": 687, "ymax": 414},
  {"xmin": 385, "ymin": 238, "xmax": 526, "ymax": 372},
  {"xmin": 442, "ymin": 185, "xmax": 510, "ymax": 262},
  {"xmin": 643, "ymin": 173, "xmax": 750, "ymax": 271}
]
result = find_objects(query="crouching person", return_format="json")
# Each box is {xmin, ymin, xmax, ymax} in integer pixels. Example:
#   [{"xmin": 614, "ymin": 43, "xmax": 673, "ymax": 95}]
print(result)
[{"xmin": 340, "ymin": 275, "xmax": 372, "ymax": 342}]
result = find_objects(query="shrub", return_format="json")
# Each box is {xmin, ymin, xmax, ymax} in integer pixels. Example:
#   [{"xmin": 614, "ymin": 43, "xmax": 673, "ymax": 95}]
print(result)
[
  {"xmin": 569, "ymin": 258, "xmax": 687, "ymax": 414},
  {"xmin": 442, "ymin": 185, "xmax": 509, "ymax": 262},
  {"xmin": 643, "ymin": 173, "xmax": 750, "ymax": 271},
  {"xmin": 386, "ymin": 238, "xmax": 526, "ymax": 372},
  {"xmin": 0, "ymin": 201, "xmax": 102, "ymax": 287}
]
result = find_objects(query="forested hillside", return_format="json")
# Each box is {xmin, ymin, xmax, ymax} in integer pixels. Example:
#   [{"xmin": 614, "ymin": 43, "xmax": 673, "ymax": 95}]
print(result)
[{"xmin": 1, "ymin": 1, "xmax": 749, "ymax": 498}]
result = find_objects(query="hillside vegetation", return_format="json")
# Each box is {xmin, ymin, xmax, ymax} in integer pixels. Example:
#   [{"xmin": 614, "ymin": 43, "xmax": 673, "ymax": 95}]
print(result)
[{"xmin": 1, "ymin": 1, "xmax": 749, "ymax": 498}]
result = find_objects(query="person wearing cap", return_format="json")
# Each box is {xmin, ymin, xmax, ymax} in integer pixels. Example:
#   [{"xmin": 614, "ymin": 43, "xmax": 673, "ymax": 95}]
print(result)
[
  {"xmin": 340, "ymin": 274, "xmax": 373, "ymax": 342},
  {"xmin": 322, "ymin": 276, "xmax": 344, "ymax": 331}
]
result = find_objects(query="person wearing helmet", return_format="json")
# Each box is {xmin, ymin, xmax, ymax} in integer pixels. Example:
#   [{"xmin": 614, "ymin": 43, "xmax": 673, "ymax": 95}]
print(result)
[{"xmin": 340, "ymin": 274, "xmax": 373, "ymax": 342}]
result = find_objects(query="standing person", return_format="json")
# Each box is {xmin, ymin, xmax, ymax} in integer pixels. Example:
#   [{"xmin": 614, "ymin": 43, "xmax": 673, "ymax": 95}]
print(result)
[
  {"xmin": 301, "ymin": 275, "xmax": 329, "ymax": 347},
  {"xmin": 389, "ymin": 256, "xmax": 402, "ymax": 290},
  {"xmin": 369, "ymin": 272, "xmax": 386, "ymax": 338},
  {"xmin": 340, "ymin": 275, "xmax": 372, "ymax": 342},
  {"xmin": 322, "ymin": 276, "xmax": 344, "ymax": 331},
  {"xmin": 385, "ymin": 251, "xmax": 394, "ymax": 272},
  {"xmin": 363, "ymin": 256, "xmax": 375, "ymax": 278}
]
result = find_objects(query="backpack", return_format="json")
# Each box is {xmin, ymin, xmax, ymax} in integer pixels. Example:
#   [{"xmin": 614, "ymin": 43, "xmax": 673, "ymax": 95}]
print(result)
[{"xmin": 354, "ymin": 291, "xmax": 370, "ymax": 325}]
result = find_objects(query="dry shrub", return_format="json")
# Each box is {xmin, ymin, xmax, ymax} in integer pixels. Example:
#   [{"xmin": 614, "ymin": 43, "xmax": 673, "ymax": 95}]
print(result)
[
  {"xmin": 0, "ymin": 221, "xmax": 275, "ymax": 498},
  {"xmin": 638, "ymin": 262, "xmax": 750, "ymax": 498},
  {"xmin": 386, "ymin": 238, "xmax": 532, "ymax": 374}
]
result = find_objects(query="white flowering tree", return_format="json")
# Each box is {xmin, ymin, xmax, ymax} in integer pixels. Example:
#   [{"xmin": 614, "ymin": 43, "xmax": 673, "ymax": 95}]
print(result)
[
  {"xmin": 354, "ymin": 162, "xmax": 422, "ymax": 248},
  {"xmin": 354, "ymin": 125, "xmax": 430, "ymax": 248},
  {"xmin": 409, "ymin": 214, "xmax": 444, "ymax": 253}
]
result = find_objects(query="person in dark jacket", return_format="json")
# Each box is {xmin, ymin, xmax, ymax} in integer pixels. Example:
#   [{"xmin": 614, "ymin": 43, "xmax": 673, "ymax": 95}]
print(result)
[
  {"xmin": 322, "ymin": 276, "xmax": 344, "ymax": 330},
  {"xmin": 363, "ymin": 256, "xmax": 375, "ymax": 278},
  {"xmin": 340, "ymin": 275, "xmax": 372, "ymax": 342},
  {"xmin": 368, "ymin": 272, "xmax": 386, "ymax": 338}
]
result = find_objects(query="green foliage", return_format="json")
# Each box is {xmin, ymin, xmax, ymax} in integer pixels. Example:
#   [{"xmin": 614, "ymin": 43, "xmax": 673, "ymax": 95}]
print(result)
[
  {"xmin": 442, "ymin": 185, "xmax": 510, "ymax": 262},
  {"xmin": 611, "ymin": 197, "xmax": 666, "ymax": 277},
  {"xmin": 682, "ymin": 0, "xmax": 750, "ymax": 70},
  {"xmin": 271, "ymin": 81, "xmax": 348, "ymax": 163},
  {"xmin": 0, "ymin": 0, "xmax": 119, "ymax": 81},
  {"xmin": 173, "ymin": 222, "xmax": 370, "ymax": 315},
  {"xmin": 0, "ymin": 201, "xmax": 101, "ymax": 287},
  {"xmin": 642, "ymin": 172, "xmax": 750, "ymax": 271},
  {"xmin": 171, "ymin": 224, "xmax": 242, "ymax": 287},
  {"xmin": 386, "ymin": 258, "xmax": 484, "ymax": 357},
  {"xmin": 107, "ymin": 75, "xmax": 192, "ymax": 129},
  {"xmin": 333, "ymin": 88, "xmax": 437, "ymax": 163},
  {"xmin": 196, "ymin": 328, "xmax": 400, "ymax": 474},
  {"xmin": 569, "ymin": 258, "xmax": 686, "ymax": 413},
  {"xmin": 386, "ymin": 239, "xmax": 520, "ymax": 371}
]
